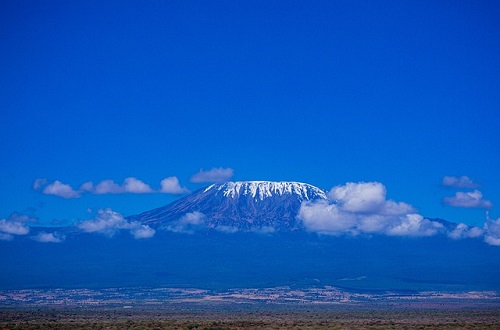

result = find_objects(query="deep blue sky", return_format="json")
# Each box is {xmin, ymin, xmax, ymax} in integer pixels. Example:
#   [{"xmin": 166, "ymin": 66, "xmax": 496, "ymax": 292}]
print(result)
[{"xmin": 1, "ymin": 0, "xmax": 499, "ymax": 227}]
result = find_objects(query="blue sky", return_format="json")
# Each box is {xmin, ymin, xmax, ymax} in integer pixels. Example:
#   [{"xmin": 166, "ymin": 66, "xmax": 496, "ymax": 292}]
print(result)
[{"xmin": 1, "ymin": 0, "xmax": 499, "ymax": 229}]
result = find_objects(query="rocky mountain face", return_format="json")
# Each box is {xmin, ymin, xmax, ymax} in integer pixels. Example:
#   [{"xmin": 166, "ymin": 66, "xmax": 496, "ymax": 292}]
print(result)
[{"xmin": 128, "ymin": 181, "xmax": 327, "ymax": 231}]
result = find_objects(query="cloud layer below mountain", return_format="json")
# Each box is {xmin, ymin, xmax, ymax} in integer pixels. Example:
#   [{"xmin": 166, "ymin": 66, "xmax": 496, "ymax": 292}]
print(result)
[{"xmin": 298, "ymin": 182, "xmax": 499, "ymax": 246}]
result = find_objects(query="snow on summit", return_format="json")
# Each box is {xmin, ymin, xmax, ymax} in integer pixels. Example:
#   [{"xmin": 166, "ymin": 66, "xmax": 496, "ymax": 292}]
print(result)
[{"xmin": 204, "ymin": 181, "xmax": 328, "ymax": 201}]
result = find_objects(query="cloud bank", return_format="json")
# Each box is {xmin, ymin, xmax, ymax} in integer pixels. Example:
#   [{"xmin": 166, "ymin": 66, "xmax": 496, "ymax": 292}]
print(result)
[
  {"xmin": 77, "ymin": 208, "xmax": 155, "ymax": 239},
  {"xmin": 298, "ymin": 182, "xmax": 442, "ymax": 237},
  {"xmin": 298, "ymin": 181, "xmax": 499, "ymax": 246},
  {"xmin": 35, "ymin": 176, "xmax": 190, "ymax": 198},
  {"xmin": 190, "ymin": 167, "xmax": 234, "ymax": 183}
]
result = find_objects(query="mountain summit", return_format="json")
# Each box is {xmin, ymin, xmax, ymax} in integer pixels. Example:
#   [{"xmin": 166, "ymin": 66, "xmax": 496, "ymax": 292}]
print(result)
[{"xmin": 128, "ymin": 181, "xmax": 327, "ymax": 232}]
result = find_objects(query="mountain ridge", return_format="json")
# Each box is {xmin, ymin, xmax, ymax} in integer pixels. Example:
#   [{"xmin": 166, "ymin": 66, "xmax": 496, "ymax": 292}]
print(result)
[{"xmin": 128, "ymin": 181, "xmax": 327, "ymax": 231}]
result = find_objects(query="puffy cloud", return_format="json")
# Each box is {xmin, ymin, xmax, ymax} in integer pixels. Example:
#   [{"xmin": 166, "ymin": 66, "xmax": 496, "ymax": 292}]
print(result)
[
  {"xmin": 385, "ymin": 214, "xmax": 443, "ymax": 237},
  {"xmin": 38, "ymin": 176, "xmax": 187, "ymax": 197},
  {"xmin": 0, "ymin": 214, "xmax": 32, "ymax": 236},
  {"xmin": 165, "ymin": 211, "xmax": 205, "ymax": 233},
  {"xmin": 123, "ymin": 177, "xmax": 153, "ymax": 193},
  {"xmin": 328, "ymin": 182, "xmax": 414, "ymax": 215},
  {"xmin": 77, "ymin": 208, "xmax": 155, "ymax": 239},
  {"xmin": 298, "ymin": 182, "xmax": 441, "ymax": 237},
  {"xmin": 484, "ymin": 217, "xmax": 500, "ymax": 246},
  {"xmin": 442, "ymin": 176, "xmax": 479, "ymax": 189},
  {"xmin": 43, "ymin": 180, "xmax": 80, "ymax": 198},
  {"xmin": 160, "ymin": 176, "xmax": 190, "ymax": 194},
  {"xmin": 32, "ymin": 232, "xmax": 65, "ymax": 243},
  {"xmin": 448, "ymin": 223, "xmax": 484, "ymax": 240},
  {"xmin": 93, "ymin": 177, "xmax": 153, "ymax": 194},
  {"xmin": 93, "ymin": 179, "xmax": 124, "ymax": 194},
  {"xmin": 443, "ymin": 190, "xmax": 492, "ymax": 209},
  {"xmin": 298, "ymin": 200, "xmax": 357, "ymax": 235},
  {"xmin": 190, "ymin": 167, "xmax": 234, "ymax": 183}
]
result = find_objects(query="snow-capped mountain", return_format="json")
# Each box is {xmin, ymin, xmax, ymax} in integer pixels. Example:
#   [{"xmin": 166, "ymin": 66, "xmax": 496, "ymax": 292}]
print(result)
[{"xmin": 128, "ymin": 181, "xmax": 327, "ymax": 231}]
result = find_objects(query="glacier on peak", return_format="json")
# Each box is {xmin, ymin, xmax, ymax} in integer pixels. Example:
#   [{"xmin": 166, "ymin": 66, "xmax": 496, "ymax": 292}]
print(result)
[{"xmin": 203, "ymin": 181, "xmax": 328, "ymax": 201}]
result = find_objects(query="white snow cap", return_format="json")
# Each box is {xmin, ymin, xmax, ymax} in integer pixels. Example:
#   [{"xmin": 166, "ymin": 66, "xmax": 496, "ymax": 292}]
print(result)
[{"xmin": 205, "ymin": 181, "xmax": 328, "ymax": 201}]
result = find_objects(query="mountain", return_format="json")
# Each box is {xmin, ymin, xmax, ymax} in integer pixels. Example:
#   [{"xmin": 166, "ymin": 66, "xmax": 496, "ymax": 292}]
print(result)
[
  {"xmin": 128, "ymin": 181, "xmax": 327, "ymax": 231},
  {"xmin": 2, "ymin": 181, "xmax": 500, "ymax": 292}
]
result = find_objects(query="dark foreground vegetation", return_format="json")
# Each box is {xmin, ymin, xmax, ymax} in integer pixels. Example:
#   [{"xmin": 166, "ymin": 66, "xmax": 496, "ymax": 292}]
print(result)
[{"xmin": 1, "ymin": 309, "xmax": 499, "ymax": 329}]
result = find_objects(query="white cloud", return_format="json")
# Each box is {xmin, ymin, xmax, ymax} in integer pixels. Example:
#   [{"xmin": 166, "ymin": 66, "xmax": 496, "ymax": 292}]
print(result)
[
  {"xmin": 385, "ymin": 214, "xmax": 443, "ymax": 237},
  {"xmin": 443, "ymin": 190, "xmax": 492, "ymax": 209},
  {"xmin": 165, "ymin": 211, "xmax": 205, "ymax": 233},
  {"xmin": 37, "ymin": 176, "xmax": 190, "ymax": 197},
  {"xmin": 43, "ymin": 180, "xmax": 80, "ymax": 198},
  {"xmin": 0, "ymin": 214, "xmax": 32, "ymax": 236},
  {"xmin": 298, "ymin": 200, "xmax": 357, "ymax": 235},
  {"xmin": 93, "ymin": 179, "xmax": 123, "ymax": 194},
  {"xmin": 298, "ymin": 182, "xmax": 441, "ymax": 237},
  {"xmin": 77, "ymin": 208, "xmax": 155, "ymax": 239},
  {"xmin": 160, "ymin": 176, "xmax": 190, "ymax": 194},
  {"xmin": 79, "ymin": 181, "xmax": 94, "ymax": 192},
  {"xmin": 130, "ymin": 225, "xmax": 156, "ymax": 239},
  {"xmin": 123, "ymin": 177, "xmax": 153, "ymax": 193},
  {"xmin": 442, "ymin": 176, "xmax": 479, "ymax": 189},
  {"xmin": 32, "ymin": 231, "xmax": 65, "ymax": 243},
  {"xmin": 33, "ymin": 178, "xmax": 47, "ymax": 190},
  {"xmin": 190, "ymin": 167, "xmax": 234, "ymax": 183},
  {"xmin": 448, "ymin": 223, "xmax": 484, "ymax": 240},
  {"xmin": 328, "ymin": 182, "xmax": 414, "ymax": 215},
  {"xmin": 484, "ymin": 217, "xmax": 500, "ymax": 246},
  {"xmin": 91, "ymin": 177, "xmax": 153, "ymax": 194}
]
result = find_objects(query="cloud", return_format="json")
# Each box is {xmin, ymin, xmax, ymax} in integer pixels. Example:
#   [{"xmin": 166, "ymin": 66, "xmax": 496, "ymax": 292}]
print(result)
[
  {"xmin": 160, "ymin": 176, "xmax": 190, "ymax": 194},
  {"xmin": 43, "ymin": 180, "xmax": 80, "ymax": 198},
  {"xmin": 0, "ymin": 233, "xmax": 14, "ymax": 241},
  {"xmin": 484, "ymin": 216, "xmax": 500, "ymax": 246},
  {"xmin": 93, "ymin": 177, "xmax": 155, "ymax": 194},
  {"xmin": 77, "ymin": 208, "xmax": 155, "ymax": 239},
  {"xmin": 448, "ymin": 223, "xmax": 484, "ymax": 240},
  {"xmin": 442, "ymin": 176, "xmax": 479, "ymax": 189},
  {"xmin": 190, "ymin": 167, "xmax": 234, "ymax": 183},
  {"xmin": 165, "ymin": 211, "xmax": 205, "ymax": 233},
  {"xmin": 93, "ymin": 179, "xmax": 123, "ymax": 194},
  {"xmin": 33, "ymin": 178, "xmax": 47, "ymax": 190},
  {"xmin": 130, "ymin": 225, "xmax": 156, "ymax": 239},
  {"xmin": 123, "ymin": 177, "xmax": 154, "ymax": 193},
  {"xmin": 0, "ymin": 214, "xmax": 33, "ymax": 241},
  {"xmin": 443, "ymin": 190, "xmax": 492, "ymax": 209},
  {"xmin": 215, "ymin": 225, "xmax": 239, "ymax": 234},
  {"xmin": 298, "ymin": 182, "xmax": 441, "ymax": 237},
  {"xmin": 79, "ymin": 181, "xmax": 94, "ymax": 192},
  {"xmin": 38, "ymin": 176, "xmax": 187, "ymax": 197},
  {"xmin": 328, "ymin": 182, "xmax": 415, "ymax": 215},
  {"xmin": 385, "ymin": 214, "xmax": 443, "ymax": 237},
  {"xmin": 32, "ymin": 231, "xmax": 65, "ymax": 243}
]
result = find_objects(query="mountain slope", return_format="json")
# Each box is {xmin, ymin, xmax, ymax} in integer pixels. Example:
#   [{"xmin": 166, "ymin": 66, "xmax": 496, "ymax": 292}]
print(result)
[{"xmin": 128, "ymin": 181, "xmax": 327, "ymax": 231}]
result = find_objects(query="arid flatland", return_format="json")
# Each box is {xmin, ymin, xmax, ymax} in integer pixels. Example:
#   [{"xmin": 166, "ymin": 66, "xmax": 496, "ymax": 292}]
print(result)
[{"xmin": 1, "ymin": 309, "xmax": 499, "ymax": 329}]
